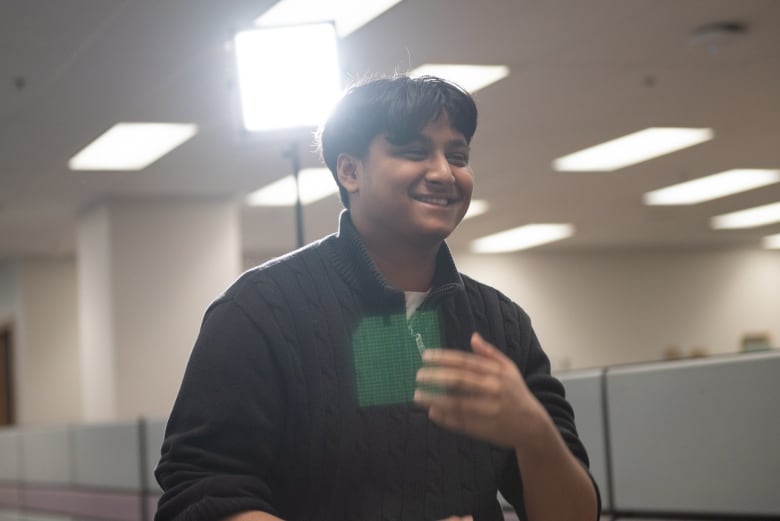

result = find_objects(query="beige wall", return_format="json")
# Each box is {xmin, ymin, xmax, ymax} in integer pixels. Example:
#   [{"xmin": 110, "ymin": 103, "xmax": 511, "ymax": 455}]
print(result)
[
  {"xmin": 109, "ymin": 200, "xmax": 241, "ymax": 419},
  {"xmin": 1, "ymin": 199, "xmax": 242, "ymax": 425},
  {"xmin": 0, "ymin": 259, "xmax": 81, "ymax": 425},
  {"xmin": 455, "ymin": 248, "xmax": 780, "ymax": 370},
  {"xmin": 77, "ymin": 204, "xmax": 117, "ymax": 422},
  {"xmin": 75, "ymin": 199, "xmax": 242, "ymax": 422},
  {"xmin": 1, "ymin": 244, "xmax": 778, "ymax": 425},
  {"xmin": 20, "ymin": 259, "xmax": 81, "ymax": 424}
]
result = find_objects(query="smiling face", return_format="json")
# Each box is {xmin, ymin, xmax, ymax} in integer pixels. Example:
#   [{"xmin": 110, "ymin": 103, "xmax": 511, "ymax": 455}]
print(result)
[{"xmin": 338, "ymin": 112, "xmax": 474, "ymax": 250}]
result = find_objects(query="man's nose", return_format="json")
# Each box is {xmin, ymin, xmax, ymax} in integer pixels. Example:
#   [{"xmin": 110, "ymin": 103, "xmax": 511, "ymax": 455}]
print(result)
[{"xmin": 425, "ymin": 152, "xmax": 454, "ymax": 184}]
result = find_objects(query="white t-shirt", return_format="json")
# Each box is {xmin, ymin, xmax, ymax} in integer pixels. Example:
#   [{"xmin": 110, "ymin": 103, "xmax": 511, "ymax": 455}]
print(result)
[{"xmin": 404, "ymin": 290, "xmax": 429, "ymax": 319}]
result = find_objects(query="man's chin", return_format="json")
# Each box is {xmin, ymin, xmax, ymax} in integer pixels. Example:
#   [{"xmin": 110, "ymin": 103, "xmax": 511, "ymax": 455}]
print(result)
[{"xmin": 414, "ymin": 225, "xmax": 456, "ymax": 245}]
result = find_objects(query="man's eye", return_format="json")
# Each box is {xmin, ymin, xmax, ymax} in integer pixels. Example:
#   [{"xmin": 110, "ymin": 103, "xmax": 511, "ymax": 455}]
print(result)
[
  {"xmin": 401, "ymin": 149, "xmax": 428, "ymax": 159},
  {"xmin": 448, "ymin": 154, "xmax": 469, "ymax": 166}
]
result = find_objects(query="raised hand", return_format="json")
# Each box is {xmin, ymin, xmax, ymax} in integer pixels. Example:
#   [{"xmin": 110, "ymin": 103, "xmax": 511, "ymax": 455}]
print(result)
[{"xmin": 414, "ymin": 332, "xmax": 548, "ymax": 449}]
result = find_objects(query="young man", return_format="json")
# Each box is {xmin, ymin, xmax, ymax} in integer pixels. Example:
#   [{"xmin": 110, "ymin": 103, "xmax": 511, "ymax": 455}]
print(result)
[{"xmin": 155, "ymin": 76, "xmax": 600, "ymax": 521}]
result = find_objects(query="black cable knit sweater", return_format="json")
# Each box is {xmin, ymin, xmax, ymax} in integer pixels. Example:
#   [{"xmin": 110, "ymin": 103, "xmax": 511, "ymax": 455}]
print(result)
[{"xmin": 155, "ymin": 212, "xmax": 595, "ymax": 521}]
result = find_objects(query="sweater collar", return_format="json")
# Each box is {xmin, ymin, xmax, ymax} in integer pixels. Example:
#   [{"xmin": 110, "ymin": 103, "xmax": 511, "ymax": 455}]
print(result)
[{"xmin": 326, "ymin": 210, "xmax": 464, "ymax": 301}]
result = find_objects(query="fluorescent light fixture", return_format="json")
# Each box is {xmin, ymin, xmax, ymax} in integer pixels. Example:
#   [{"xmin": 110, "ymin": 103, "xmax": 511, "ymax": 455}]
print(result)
[
  {"xmin": 246, "ymin": 168, "xmax": 338, "ymax": 206},
  {"xmin": 711, "ymin": 201, "xmax": 780, "ymax": 229},
  {"xmin": 409, "ymin": 64, "xmax": 510, "ymax": 93},
  {"xmin": 234, "ymin": 23, "xmax": 341, "ymax": 131},
  {"xmin": 255, "ymin": 0, "xmax": 404, "ymax": 37},
  {"xmin": 463, "ymin": 199, "xmax": 489, "ymax": 220},
  {"xmin": 68, "ymin": 123, "xmax": 197, "ymax": 171},
  {"xmin": 763, "ymin": 233, "xmax": 780, "ymax": 249},
  {"xmin": 644, "ymin": 169, "xmax": 780, "ymax": 205},
  {"xmin": 553, "ymin": 127, "xmax": 714, "ymax": 172},
  {"xmin": 470, "ymin": 224, "xmax": 574, "ymax": 253}
]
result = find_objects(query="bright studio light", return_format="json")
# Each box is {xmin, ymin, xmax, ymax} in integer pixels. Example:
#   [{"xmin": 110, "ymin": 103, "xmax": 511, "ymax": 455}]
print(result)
[
  {"xmin": 68, "ymin": 123, "xmax": 197, "ymax": 171},
  {"xmin": 234, "ymin": 23, "xmax": 342, "ymax": 131},
  {"xmin": 246, "ymin": 168, "xmax": 338, "ymax": 206},
  {"xmin": 470, "ymin": 224, "xmax": 575, "ymax": 253},
  {"xmin": 553, "ymin": 127, "xmax": 714, "ymax": 172}
]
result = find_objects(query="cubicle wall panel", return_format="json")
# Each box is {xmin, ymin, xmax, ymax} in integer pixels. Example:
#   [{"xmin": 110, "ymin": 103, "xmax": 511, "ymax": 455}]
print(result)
[
  {"xmin": 0, "ymin": 431, "xmax": 20, "ymax": 482},
  {"xmin": 0, "ymin": 486, "xmax": 21, "ymax": 509},
  {"xmin": 22, "ymin": 488, "xmax": 141, "ymax": 521},
  {"xmin": 0, "ymin": 509, "xmax": 24, "ymax": 521},
  {"xmin": 16, "ymin": 514, "xmax": 72, "ymax": 521},
  {"xmin": 0, "ymin": 429, "xmax": 23, "ymax": 510},
  {"xmin": 606, "ymin": 351, "xmax": 780, "ymax": 516},
  {"xmin": 21, "ymin": 428, "xmax": 72, "ymax": 485},
  {"xmin": 71, "ymin": 422, "xmax": 142, "ymax": 491},
  {"xmin": 558, "ymin": 369, "xmax": 611, "ymax": 511},
  {"xmin": 142, "ymin": 419, "xmax": 166, "ymax": 493}
]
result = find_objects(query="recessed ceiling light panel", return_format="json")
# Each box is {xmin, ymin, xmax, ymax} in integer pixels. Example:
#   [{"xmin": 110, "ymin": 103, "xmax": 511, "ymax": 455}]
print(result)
[
  {"xmin": 246, "ymin": 168, "xmax": 338, "ymax": 206},
  {"xmin": 409, "ymin": 64, "xmax": 510, "ymax": 93},
  {"xmin": 255, "ymin": 0, "xmax": 404, "ymax": 37},
  {"xmin": 762, "ymin": 233, "xmax": 780, "ymax": 249},
  {"xmin": 470, "ymin": 223, "xmax": 574, "ymax": 253},
  {"xmin": 711, "ymin": 201, "xmax": 780, "ymax": 229},
  {"xmin": 644, "ymin": 169, "xmax": 780, "ymax": 205},
  {"xmin": 463, "ymin": 199, "xmax": 489, "ymax": 220},
  {"xmin": 553, "ymin": 127, "xmax": 714, "ymax": 172},
  {"xmin": 68, "ymin": 123, "xmax": 198, "ymax": 171}
]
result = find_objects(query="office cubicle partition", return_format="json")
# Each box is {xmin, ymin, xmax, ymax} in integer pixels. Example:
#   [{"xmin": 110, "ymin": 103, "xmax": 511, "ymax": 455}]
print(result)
[{"xmin": 0, "ymin": 350, "xmax": 778, "ymax": 520}]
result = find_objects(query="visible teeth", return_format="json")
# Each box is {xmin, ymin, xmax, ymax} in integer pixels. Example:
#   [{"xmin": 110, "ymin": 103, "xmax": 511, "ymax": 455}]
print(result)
[{"xmin": 417, "ymin": 196, "xmax": 449, "ymax": 206}]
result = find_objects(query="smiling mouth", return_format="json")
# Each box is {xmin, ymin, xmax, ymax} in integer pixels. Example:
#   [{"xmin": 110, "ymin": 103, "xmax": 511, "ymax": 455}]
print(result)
[{"xmin": 412, "ymin": 195, "xmax": 456, "ymax": 207}]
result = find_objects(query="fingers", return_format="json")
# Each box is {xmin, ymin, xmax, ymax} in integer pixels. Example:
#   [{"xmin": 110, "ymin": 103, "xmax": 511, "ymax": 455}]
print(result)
[
  {"xmin": 470, "ymin": 332, "xmax": 513, "ymax": 366},
  {"xmin": 415, "ymin": 333, "xmax": 521, "ymax": 405},
  {"xmin": 419, "ymin": 393, "xmax": 507, "ymax": 446},
  {"xmin": 421, "ymin": 347, "xmax": 501, "ymax": 375},
  {"xmin": 416, "ymin": 366, "xmax": 502, "ymax": 397},
  {"xmin": 414, "ymin": 334, "xmax": 525, "ymax": 444},
  {"xmin": 422, "ymin": 333, "xmax": 512, "ymax": 372},
  {"xmin": 414, "ymin": 389, "xmax": 501, "ymax": 418}
]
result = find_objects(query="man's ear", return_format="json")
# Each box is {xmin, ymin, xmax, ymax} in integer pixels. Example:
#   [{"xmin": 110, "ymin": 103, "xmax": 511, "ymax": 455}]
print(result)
[{"xmin": 336, "ymin": 153, "xmax": 360, "ymax": 194}]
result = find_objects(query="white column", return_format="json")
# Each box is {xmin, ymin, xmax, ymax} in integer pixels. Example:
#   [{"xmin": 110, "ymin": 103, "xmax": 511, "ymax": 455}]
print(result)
[{"xmin": 77, "ymin": 199, "xmax": 241, "ymax": 421}]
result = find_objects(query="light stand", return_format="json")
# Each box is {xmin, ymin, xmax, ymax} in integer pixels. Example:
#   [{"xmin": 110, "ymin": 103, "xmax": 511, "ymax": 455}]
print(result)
[
  {"xmin": 233, "ymin": 22, "xmax": 341, "ymax": 251},
  {"xmin": 283, "ymin": 142, "xmax": 304, "ymax": 248}
]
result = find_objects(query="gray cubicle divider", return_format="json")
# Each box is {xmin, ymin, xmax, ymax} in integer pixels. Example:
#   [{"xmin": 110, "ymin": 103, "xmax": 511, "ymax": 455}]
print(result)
[
  {"xmin": 143, "ymin": 419, "xmax": 166, "ymax": 494},
  {"xmin": 21, "ymin": 427, "xmax": 73, "ymax": 486},
  {"xmin": 0, "ymin": 429, "xmax": 22, "ymax": 510},
  {"xmin": 558, "ymin": 369, "xmax": 611, "ymax": 512},
  {"xmin": 71, "ymin": 421, "xmax": 142, "ymax": 490},
  {"xmin": 0, "ymin": 429, "xmax": 21, "ymax": 482},
  {"xmin": 606, "ymin": 350, "xmax": 780, "ymax": 517},
  {"xmin": 143, "ymin": 419, "xmax": 166, "ymax": 521},
  {"xmin": 17, "ymin": 427, "xmax": 73, "ymax": 521}
]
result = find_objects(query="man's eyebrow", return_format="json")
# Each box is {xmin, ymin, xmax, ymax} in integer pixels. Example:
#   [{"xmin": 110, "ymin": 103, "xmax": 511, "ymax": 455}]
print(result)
[
  {"xmin": 384, "ymin": 133, "xmax": 429, "ymax": 146},
  {"xmin": 384, "ymin": 134, "xmax": 469, "ymax": 149}
]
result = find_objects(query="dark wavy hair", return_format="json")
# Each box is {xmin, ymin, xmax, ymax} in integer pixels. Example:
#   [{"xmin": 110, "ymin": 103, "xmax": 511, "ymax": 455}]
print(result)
[{"xmin": 316, "ymin": 75, "xmax": 478, "ymax": 207}]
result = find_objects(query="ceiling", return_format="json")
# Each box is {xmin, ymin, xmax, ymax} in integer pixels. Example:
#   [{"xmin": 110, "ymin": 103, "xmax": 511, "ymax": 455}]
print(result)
[{"xmin": 2, "ymin": 0, "xmax": 780, "ymax": 260}]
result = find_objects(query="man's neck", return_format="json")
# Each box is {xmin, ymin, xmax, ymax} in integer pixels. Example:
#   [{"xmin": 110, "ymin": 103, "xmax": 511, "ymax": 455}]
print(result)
[{"xmin": 362, "ymin": 237, "xmax": 440, "ymax": 292}]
